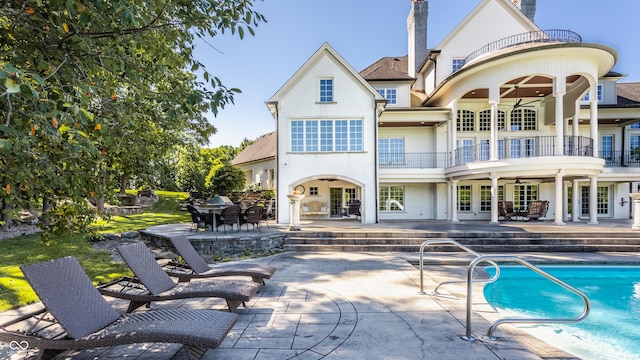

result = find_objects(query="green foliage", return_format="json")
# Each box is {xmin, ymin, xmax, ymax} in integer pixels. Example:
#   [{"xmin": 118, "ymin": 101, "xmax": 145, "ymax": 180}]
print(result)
[
  {"xmin": 0, "ymin": 0, "xmax": 266, "ymax": 238},
  {"xmin": 205, "ymin": 163, "xmax": 246, "ymax": 195}
]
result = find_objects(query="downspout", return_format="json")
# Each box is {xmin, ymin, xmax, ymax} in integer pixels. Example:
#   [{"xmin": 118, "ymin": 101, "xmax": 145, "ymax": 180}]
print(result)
[
  {"xmin": 374, "ymin": 100, "xmax": 386, "ymax": 223},
  {"xmin": 266, "ymin": 101, "xmax": 279, "ymax": 222}
]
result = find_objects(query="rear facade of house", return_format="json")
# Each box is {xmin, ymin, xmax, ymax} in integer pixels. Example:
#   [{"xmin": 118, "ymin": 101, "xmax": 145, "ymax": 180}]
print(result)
[{"xmin": 267, "ymin": 0, "xmax": 640, "ymax": 225}]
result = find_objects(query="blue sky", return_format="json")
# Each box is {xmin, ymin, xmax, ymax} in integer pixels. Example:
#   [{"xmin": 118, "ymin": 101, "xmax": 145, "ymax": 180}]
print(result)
[{"xmin": 200, "ymin": 0, "xmax": 640, "ymax": 147}]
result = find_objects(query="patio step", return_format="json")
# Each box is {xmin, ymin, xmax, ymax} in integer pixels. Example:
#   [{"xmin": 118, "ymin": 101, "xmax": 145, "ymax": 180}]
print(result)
[{"xmin": 283, "ymin": 231, "xmax": 640, "ymax": 252}]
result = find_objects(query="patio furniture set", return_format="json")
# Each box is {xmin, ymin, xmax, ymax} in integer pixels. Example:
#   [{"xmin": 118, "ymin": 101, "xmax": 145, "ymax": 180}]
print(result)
[
  {"xmin": 187, "ymin": 201, "xmax": 274, "ymax": 233},
  {"xmin": 0, "ymin": 236, "xmax": 276, "ymax": 359},
  {"xmin": 498, "ymin": 200, "xmax": 549, "ymax": 221}
]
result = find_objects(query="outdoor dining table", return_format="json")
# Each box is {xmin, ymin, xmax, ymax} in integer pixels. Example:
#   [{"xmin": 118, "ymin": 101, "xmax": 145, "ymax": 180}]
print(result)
[
  {"xmin": 196, "ymin": 205, "xmax": 226, "ymax": 231},
  {"xmin": 196, "ymin": 205, "xmax": 244, "ymax": 231}
]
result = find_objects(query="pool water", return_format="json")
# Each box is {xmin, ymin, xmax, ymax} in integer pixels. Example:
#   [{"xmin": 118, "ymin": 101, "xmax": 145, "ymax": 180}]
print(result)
[{"xmin": 483, "ymin": 266, "xmax": 640, "ymax": 360}]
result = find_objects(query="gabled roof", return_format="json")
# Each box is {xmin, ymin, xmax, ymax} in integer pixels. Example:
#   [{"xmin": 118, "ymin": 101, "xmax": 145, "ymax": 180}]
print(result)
[
  {"xmin": 434, "ymin": 0, "xmax": 540, "ymax": 51},
  {"xmin": 267, "ymin": 42, "xmax": 385, "ymax": 103},
  {"xmin": 231, "ymin": 131, "xmax": 276, "ymax": 166},
  {"xmin": 360, "ymin": 56, "xmax": 415, "ymax": 81}
]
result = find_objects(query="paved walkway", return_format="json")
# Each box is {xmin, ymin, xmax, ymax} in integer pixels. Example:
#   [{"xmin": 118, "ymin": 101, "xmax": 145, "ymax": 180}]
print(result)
[{"xmin": 3, "ymin": 219, "xmax": 640, "ymax": 359}]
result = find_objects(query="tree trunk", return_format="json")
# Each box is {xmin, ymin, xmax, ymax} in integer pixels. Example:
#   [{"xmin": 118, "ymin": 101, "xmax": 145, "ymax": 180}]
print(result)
[{"xmin": 119, "ymin": 173, "xmax": 129, "ymax": 194}]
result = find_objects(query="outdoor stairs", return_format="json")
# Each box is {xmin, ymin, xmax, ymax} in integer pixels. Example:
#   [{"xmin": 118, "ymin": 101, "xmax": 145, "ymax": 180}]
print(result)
[{"xmin": 283, "ymin": 230, "xmax": 640, "ymax": 253}]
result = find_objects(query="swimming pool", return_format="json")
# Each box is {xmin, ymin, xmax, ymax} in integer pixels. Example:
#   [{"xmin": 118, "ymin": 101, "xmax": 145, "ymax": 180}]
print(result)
[{"xmin": 483, "ymin": 265, "xmax": 640, "ymax": 360}]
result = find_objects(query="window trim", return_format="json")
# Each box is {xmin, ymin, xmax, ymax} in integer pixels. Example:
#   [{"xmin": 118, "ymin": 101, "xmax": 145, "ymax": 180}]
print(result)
[
  {"xmin": 377, "ymin": 88, "xmax": 397, "ymax": 105},
  {"xmin": 319, "ymin": 77, "xmax": 334, "ymax": 103},
  {"xmin": 290, "ymin": 119, "xmax": 364, "ymax": 153}
]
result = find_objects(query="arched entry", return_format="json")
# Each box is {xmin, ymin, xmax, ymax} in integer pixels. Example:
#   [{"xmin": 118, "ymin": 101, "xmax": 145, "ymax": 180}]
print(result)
[{"xmin": 289, "ymin": 175, "xmax": 365, "ymax": 220}]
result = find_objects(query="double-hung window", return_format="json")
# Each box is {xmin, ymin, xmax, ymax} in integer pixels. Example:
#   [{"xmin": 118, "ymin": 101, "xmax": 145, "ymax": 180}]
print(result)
[
  {"xmin": 581, "ymin": 84, "xmax": 603, "ymax": 102},
  {"xmin": 319, "ymin": 78, "xmax": 333, "ymax": 102},
  {"xmin": 377, "ymin": 88, "xmax": 397, "ymax": 105},
  {"xmin": 290, "ymin": 119, "xmax": 363, "ymax": 152}
]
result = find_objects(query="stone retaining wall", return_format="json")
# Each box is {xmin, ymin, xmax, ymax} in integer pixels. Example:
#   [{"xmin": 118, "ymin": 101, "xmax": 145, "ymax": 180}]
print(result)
[{"xmin": 141, "ymin": 231, "xmax": 286, "ymax": 261}]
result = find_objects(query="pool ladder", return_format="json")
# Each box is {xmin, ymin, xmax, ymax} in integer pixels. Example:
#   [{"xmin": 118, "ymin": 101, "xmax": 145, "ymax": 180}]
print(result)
[{"xmin": 418, "ymin": 239, "xmax": 591, "ymax": 341}]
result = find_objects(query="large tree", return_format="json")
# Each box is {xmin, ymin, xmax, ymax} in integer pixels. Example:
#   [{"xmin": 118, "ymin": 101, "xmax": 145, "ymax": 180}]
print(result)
[{"xmin": 0, "ymin": 0, "xmax": 265, "ymax": 240}]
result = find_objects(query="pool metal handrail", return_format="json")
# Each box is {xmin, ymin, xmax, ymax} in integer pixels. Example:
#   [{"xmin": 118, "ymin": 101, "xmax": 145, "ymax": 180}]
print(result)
[
  {"xmin": 464, "ymin": 255, "xmax": 591, "ymax": 341},
  {"xmin": 418, "ymin": 239, "xmax": 500, "ymax": 294}
]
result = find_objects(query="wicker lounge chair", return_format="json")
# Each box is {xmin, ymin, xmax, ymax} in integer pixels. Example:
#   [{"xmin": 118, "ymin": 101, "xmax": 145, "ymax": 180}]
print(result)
[
  {"xmin": 0, "ymin": 256, "xmax": 237, "ymax": 360},
  {"xmin": 98, "ymin": 242, "xmax": 260, "ymax": 312},
  {"xmin": 163, "ymin": 235, "xmax": 276, "ymax": 285}
]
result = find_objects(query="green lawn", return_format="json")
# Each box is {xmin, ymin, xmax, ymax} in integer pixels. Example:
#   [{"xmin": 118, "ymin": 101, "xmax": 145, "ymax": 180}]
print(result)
[{"xmin": 0, "ymin": 191, "xmax": 191, "ymax": 312}]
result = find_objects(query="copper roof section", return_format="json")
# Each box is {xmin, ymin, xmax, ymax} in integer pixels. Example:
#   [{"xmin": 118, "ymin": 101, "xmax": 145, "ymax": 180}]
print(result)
[{"xmin": 231, "ymin": 131, "xmax": 276, "ymax": 165}]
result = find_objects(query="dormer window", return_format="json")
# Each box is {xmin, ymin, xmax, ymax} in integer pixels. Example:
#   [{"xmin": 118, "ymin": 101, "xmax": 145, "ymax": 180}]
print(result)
[
  {"xmin": 581, "ymin": 84, "xmax": 602, "ymax": 102},
  {"xmin": 319, "ymin": 78, "xmax": 334, "ymax": 102},
  {"xmin": 377, "ymin": 88, "xmax": 397, "ymax": 104}
]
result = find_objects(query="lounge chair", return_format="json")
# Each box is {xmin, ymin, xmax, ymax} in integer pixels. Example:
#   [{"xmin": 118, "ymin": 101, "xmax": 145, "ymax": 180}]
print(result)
[
  {"xmin": 0, "ymin": 256, "xmax": 237, "ymax": 360},
  {"xmin": 98, "ymin": 242, "xmax": 260, "ymax": 312},
  {"xmin": 163, "ymin": 235, "xmax": 276, "ymax": 285}
]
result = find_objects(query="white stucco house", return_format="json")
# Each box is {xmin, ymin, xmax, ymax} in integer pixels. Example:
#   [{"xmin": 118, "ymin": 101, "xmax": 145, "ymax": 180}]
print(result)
[
  {"xmin": 231, "ymin": 131, "xmax": 276, "ymax": 191},
  {"xmin": 267, "ymin": 0, "xmax": 640, "ymax": 225}
]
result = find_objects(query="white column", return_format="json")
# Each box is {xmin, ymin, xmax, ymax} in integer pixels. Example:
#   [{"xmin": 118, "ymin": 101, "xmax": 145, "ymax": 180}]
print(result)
[
  {"xmin": 450, "ymin": 103, "xmax": 457, "ymax": 166},
  {"xmin": 554, "ymin": 78, "xmax": 566, "ymax": 156},
  {"xmin": 563, "ymin": 181, "xmax": 569, "ymax": 222},
  {"xmin": 571, "ymin": 179, "xmax": 580, "ymax": 222},
  {"xmin": 573, "ymin": 100, "xmax": 580, "ymax": 155},
  {"xmin": 446, "ymin": 181, "xmax": 452, "ymax": 221},
  {"xmin": 489, "ymin": 101, "xmax": 498, "ymax": 161},
  {"xmin": 588, "ymin": 175, "xmax": 598, "ymax": 224},
  {"xmin": 630, "ymin": 193, "xmax": 640, "ymax": 230},
  {"xmin": 554, "ymin": 91, "xmax": 565, "ymax": 156},
  {"xmin": 554, "ymin": 171, "xmax": 566, "ymax": 225},
  {"xmin": 451, "ymin": 180, "xmax": 459, "ymax": 222},
  {"xmin": 490, "ymin": 173, "xmax": 499, "ymax": 224},
  {"xmin": 590, "ymin": 99, "xmax": 599, "ymax": 157}
]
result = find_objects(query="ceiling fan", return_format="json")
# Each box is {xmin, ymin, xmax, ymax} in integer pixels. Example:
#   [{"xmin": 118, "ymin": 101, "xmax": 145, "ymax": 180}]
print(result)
[{"xmin": 511, "ymin": 85, "xmax": 540, "ymax": 110}]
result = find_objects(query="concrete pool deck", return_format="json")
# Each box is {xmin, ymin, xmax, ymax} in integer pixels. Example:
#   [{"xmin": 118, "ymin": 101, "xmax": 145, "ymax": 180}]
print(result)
[{"xmin": 2, "ymin": 219, "xmax": 640, "ymax": 359}]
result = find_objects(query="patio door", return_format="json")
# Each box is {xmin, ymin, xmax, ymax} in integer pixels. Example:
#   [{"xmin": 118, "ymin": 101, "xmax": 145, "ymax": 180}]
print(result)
[
  {"xmin": 330, "ymin": 188, "xmax": 343, "ymax": 217},
  {"xmin": 513, "ymin": 184, "xmax": 537, "ymax": 210},
  {"xmin": 580, "ymin": 186, "xmax": 610, "ymax": 218}
]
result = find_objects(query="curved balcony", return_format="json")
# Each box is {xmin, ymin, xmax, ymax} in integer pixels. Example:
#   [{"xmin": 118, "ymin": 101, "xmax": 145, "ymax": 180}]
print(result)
[
  {"xmin": 452, "ymin": 136, "xmax": 593, "ymax": 166},
  {"xmin": 378, "ymin": 136, "xmax": 614, "ymax": 169},
  {"xmin": 458, "ymin": 29, "xmax": 582, "ymax": 71}
]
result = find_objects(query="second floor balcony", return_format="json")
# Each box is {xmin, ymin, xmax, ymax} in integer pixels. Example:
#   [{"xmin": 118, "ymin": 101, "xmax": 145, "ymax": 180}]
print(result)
[{"xmin": 378, "ymin": 136, "xmax": 638, "ymax": 169}]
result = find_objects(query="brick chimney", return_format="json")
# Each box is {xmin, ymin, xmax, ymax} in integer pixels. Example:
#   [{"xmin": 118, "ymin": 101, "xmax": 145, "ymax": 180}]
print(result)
[{"xmin": 407, "ymin": 0, "xmax": 428, "ymax": 79}]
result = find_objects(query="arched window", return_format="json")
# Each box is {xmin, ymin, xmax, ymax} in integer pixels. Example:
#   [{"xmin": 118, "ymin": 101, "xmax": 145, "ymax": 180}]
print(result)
[
  {"xmin": 457, "ymin": 110, "xmax": 475, "ymax": 131},
  {"xmin": 479, "ymin": 109, "xmax": 505, "ymax": 131},
  {"xmin": 510, "ymin": 108, "xmax": 537, "ymax": 131}
]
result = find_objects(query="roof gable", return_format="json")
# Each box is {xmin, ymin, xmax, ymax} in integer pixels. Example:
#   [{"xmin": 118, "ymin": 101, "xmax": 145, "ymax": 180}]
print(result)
[
  {"xmin": 435, "ymin": 0, "xmax": 540, "ymax": 51},
  {"xmin": 268, "ymin": 42, "xmax": 385, "ymax": 102}
]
